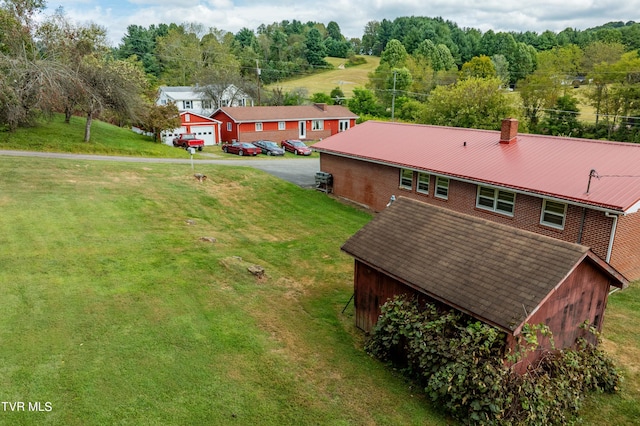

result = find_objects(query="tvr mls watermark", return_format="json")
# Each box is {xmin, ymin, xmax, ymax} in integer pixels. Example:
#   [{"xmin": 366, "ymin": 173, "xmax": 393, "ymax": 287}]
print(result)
[{"xmin": 2, "ymin": 402, "xmax": 52, "ymax": 412}]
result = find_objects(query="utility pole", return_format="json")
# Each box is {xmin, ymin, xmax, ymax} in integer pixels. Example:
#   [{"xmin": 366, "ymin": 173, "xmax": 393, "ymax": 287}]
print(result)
[
  {"xmin": 256, "ymin": 59, "xmax": 261, "ymax": 106},
  {"xmin": 391, "ymin": 70, "xmax": 397, "ymax": 121}
]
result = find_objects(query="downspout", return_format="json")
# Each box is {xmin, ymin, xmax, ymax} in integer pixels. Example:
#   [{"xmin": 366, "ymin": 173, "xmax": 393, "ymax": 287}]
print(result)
[
  {"xmin": 577, "ymin": 207, "xmax": 586, "ymax": 244},
  {"xmin": 605, "ymin": 212, "xmax": 619, "ymax": 263}
]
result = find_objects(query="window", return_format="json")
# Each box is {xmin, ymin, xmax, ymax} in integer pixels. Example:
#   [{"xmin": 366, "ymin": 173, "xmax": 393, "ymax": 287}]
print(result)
[
  {"xmin": 541, "ymin": 199, "xmax": 567, "ymax": 229},
  {"xmin": 312, "ymin": 120, "xmax": 324, "ymax": 130},
  {"xmin": 435, "ymin": 177, "xmax": 449, "ymax": 199},
  {"xmin": 185, "ymin": 114, "xmax": 190, "ymax": 122},
  {"xmin": 476, "ymin": 186, "xmax": 515, "ymax": 215},
  {"xmin": 339, "ymin": 120, "xmax": 350, "ymax": 132},
  {"xmin": 255, "ymin": 122, "xmax": 263, "ymax": 131},
  {"xmin": 278, "ymin": 121, "xmax": 286, "ymax": 130},
  {"xmin": 226, "ymin": 122, "xmax": 232, "ymax": 131},
  {"xmin": 201, "ymin": 100, "xmax": 212, "ymax": 109},
  {"xmin": 417, "ymin": 173, "xmax": 430, "ymax": 194},
  {"xmin": 400, "ymin": 169, "xmax": 413, "ymax": 189},
  {"xmin": 183, "ymin": 100, "xmax": 193, "ymax": 109}
]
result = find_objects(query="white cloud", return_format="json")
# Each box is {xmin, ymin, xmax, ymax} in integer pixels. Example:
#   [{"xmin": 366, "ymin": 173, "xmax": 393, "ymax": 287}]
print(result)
[{"xmin": 45, "ymin": 0, "xmax": 640, "ymax": 46}]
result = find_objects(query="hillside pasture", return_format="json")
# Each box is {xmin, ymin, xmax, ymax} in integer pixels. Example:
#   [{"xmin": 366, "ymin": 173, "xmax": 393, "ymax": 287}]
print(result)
[{"xmin": 265, "ymin": 56, "xmax": 380, "ymax": 99}]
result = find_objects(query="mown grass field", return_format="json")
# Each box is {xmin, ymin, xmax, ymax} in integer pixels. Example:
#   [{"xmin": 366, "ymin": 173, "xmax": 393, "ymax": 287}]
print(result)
[
  {"xmin": 0, "ymin": 155, "xmax": 447, "ymax": 425},
  {"xmin": 0, "ymin": 117, "xmax": 638, "ymax": 425},
  {"xmin": 264, "ymin": 56, "xmax": 380, "ymax": 99}
]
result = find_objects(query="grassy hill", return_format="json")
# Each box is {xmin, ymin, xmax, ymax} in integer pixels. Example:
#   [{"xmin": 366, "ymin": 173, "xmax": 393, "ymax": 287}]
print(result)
[
  {"xmin": 0, "ymin": 115, "xmax": 184, "ymax": 157},
  {"xmin": 264, "ymin": 56, "xmax": 380, "ymax": 99}
]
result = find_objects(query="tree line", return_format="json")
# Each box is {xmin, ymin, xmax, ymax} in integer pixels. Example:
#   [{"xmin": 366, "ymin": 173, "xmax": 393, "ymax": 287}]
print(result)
[{"xmin": 3, "ymin": 0, "xmax": 640, "ymax": 143}]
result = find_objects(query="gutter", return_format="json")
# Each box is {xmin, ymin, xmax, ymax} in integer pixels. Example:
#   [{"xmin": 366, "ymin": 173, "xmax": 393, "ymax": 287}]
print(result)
[{"xmin": 605, "ymin": 212, "xmax": 619, "ymax": 263}]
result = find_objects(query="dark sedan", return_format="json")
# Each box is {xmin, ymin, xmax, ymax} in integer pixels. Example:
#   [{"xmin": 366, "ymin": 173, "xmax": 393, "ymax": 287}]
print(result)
[
  {"xmin": 281, "ymin": 139, "xmax": 312, "ymax": 156},
  {"xmin": 222, "ymin": 142, "xmax": 261, "ymax": 156},
  {"xmin": 253, "ymin": 140, "xmax": 285, "ymax": 156}
]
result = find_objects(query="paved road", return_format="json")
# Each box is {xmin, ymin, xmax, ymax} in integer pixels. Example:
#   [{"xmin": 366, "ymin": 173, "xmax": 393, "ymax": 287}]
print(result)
[{"xmin": 0, "ymin": 150, "xmax": 321, "ymax": 188}]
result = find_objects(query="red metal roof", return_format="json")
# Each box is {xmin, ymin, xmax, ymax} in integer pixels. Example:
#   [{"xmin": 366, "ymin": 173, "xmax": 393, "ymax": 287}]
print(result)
[
  {"xmin": 213, "ymin": 105, "xmax": 358, "ymax": 122},
  {"xmin": 313, "ymin": 120, "xmax": 640, "ymax": 212}
]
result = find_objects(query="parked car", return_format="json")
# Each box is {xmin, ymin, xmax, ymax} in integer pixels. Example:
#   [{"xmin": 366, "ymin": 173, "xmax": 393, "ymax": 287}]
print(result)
[
  {"xmin": 281, "ymin": 139, "xmax": 312, "ymax": 156},
  {"xmin": 221, "ymin": 142, "xmax": 261, "ymax": 156},
  {"xmin": 253, "ymin": 140, "xmax": 285, "ymax": 156}
]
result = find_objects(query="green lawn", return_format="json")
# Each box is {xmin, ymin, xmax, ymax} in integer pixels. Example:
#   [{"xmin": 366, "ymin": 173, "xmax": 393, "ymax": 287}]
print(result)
[
  {"xmin": 0, "ymin": 115, "xmax": 213, "ymax": 158},
  {"xmin": 0, "ymin": 155, "xmax": 447, "ymax": 425}
]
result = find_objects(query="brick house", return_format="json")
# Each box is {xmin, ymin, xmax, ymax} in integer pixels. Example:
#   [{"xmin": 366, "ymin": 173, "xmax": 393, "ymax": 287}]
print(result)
[
  {"xmin": 341, "ymin": 197, "xmax": 628, "ymax": 370},
  {"xmin": 314, "ymin": 119, "xmax": 640, "ymax": 281},
  {"xmin": 211, "ymin": 104, "xmax": 358, "ymax": 144}
]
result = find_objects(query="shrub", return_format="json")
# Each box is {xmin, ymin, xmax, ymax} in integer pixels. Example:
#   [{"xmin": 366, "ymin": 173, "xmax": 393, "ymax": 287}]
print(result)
[{"xmin": 365, "ymin": 295, "xmax": 621, "ymax": 425}]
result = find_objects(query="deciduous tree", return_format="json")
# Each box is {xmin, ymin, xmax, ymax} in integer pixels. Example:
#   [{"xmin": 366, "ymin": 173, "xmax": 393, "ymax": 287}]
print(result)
[{"xmin": 421, "ymin": 77, "xmax": 518, "ymax": 130}]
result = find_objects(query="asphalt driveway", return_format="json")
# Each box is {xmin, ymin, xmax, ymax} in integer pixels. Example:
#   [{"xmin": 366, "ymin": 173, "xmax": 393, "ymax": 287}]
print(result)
[{"xmin": 0, "ymin": 150, "xmax": 321, "ymax": 188}]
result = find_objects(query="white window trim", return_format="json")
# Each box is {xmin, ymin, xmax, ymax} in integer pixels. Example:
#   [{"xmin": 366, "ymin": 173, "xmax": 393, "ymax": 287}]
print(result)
[
  {"xmin": 255, "ymin": 122, "xmax": 263, "ymax": 131},
  {"xmin": 226, "ymin": 122, "xmax": 232, "ymax": 131},
  {"xmin": 183, "ymin": 100, "xmax": 193, "ymax": 109},
  {"xmin": 417, "ymin": 172, "xmax": 430, "ymax": 194},
  {"xmin": 476, "ymin": 186, "xmax": 515, "ymax": 216},
  {"xmin": 540, "ymin": 199, "xmax": 567, "ymax": 229},
  {"xmin": 312, "ymin": 120, "xmax": 324, "ymax": 130},
  {"xmin": 399, "ymin": 169, "xmax": 412, "ymax": 190},
  {"xmin": 435, "ymin": 177, "xmax": 449, "ymax": 199},
  {"xmin": 278, "ymin": 121, "xmax": 286, "ymax": 130}
]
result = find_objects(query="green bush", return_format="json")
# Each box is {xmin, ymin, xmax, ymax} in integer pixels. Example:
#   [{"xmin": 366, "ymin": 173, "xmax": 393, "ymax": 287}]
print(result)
[{"xmin": 365, "ymin": 295, "xmax": 621, "ymax": 425}]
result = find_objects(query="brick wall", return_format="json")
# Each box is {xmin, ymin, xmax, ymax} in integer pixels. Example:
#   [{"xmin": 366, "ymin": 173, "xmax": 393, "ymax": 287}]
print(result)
[
  {"xmin": 319, "ymin": 153, "xmax": 637, "ymax": 278},
  {"xmin": 610, "ymin": 212, "xmax": 640, "ymax": 281}
]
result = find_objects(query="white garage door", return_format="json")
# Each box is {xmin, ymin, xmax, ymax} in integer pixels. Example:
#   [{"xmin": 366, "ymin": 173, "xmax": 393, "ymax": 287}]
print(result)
[
  {"xmin": 191, "ymin": 125, "xmax": 216, "ymax": 146},
  {"xmin": 162, "ymin": 127, "xmax": 187, "ymax": 146}
]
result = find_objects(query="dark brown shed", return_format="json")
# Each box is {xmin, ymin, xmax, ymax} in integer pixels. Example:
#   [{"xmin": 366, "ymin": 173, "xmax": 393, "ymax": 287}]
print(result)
[{"xmin": 341, "ymin": 197, "xmax": 627, "ymax": 362}]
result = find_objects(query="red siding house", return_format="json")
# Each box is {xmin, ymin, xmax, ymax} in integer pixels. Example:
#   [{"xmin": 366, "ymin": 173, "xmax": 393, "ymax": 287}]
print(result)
[
  {"xmin": 341, "ymin": 197, "xmax": 628, "ymax": 370},
  {"xmin": 161, "ymin": 111, "xmax": 221, "ymax": 147},
  {"xmin": 211, "ymin": 104, "xmax": 358, "ymax": 143},
  {"xmin": 314, "ymin": 119, "xmax": 640, "ymax": 281}
]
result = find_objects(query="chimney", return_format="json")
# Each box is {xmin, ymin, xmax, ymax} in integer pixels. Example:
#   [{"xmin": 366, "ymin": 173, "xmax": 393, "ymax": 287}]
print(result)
[
  {"xmin": 500, "ymin": 118, "xmax": 518, "ymax": 144},
  {"xmin": 314, "ymin": 103, "xmax": 328, "ymax": 112}
]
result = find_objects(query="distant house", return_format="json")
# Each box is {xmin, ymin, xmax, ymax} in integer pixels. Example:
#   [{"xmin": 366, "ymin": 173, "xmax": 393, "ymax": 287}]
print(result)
[
  {"xmin": 341, "ymin": 197, "xmax": 628, "ymax": 369},
  {"xmin": 160, "ymin": 111, "xmax": 221, "ymax": 147},
  {"xmin": 211, "ymin": 104, "xmax": 358, "ymax": 143},
  {"xmin": 314, "ymin": 119, "xmax": 640, "ymax": 281},
  {"xmin": 157, "ymin": 85, "xmax": 253, "ymax": 116}
]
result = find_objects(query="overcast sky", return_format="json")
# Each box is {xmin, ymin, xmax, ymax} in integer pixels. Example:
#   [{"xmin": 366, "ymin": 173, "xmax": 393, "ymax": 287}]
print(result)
[{"xmin": 45, "ymin": 0, "xmax": 639, "ymax": 46}]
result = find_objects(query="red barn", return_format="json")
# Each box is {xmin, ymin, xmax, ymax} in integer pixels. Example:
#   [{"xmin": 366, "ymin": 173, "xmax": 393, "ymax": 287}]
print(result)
[
  {"xmin": 341, "ymin": 197, "xmax": 628, "ymax": 370},
  {"xmin": 211, "ymin": 104, "xmax": 358, "ymax": 143}
]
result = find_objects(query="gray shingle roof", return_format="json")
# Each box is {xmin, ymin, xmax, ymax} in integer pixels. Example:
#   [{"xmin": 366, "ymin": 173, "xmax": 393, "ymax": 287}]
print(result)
[{"xmin": 341, "ymin": 197, "xmax": 624, "ymax": 332}]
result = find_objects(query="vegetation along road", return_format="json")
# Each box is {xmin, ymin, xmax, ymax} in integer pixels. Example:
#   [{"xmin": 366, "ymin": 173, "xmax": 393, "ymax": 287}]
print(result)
[{"xmin": 0, "ymin": 150, "xmax": 320, "ymax": 188}]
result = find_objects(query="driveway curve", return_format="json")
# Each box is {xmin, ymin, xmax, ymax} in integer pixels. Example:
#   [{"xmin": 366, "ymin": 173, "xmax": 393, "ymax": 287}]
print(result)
[{"xmin": 0, "ymin": 150, "xmax": 321, "ymax": 188}]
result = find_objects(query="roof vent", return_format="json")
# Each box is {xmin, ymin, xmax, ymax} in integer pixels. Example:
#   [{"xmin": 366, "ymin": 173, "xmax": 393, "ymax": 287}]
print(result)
[{"xmin": 500, "ymin": 118, "xmax": 518, "ymax": 144}]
